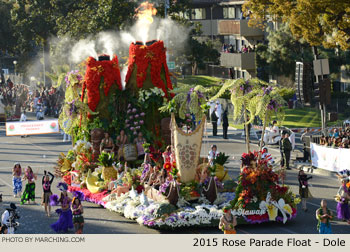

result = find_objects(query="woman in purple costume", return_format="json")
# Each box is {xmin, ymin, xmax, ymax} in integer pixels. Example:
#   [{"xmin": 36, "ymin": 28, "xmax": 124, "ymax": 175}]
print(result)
[
  {"xmin": 50, "ymin": 182, "xmax": 73, "ymax": 233},
  {"xmin": 336, "ymin": 179, "xmax": 350, "ymax": 224}
]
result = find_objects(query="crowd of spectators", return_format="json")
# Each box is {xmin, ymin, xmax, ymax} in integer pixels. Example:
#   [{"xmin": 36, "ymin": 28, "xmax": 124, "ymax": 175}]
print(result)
[
  {"xmin": 0, "ymin": 77, "xmax": 63, "ymax": 119},
  {"xmin": 320, "ymin": 127, "xmax": 350, "ymax": 149},
  {"xmin": 221, "ymin": 44, "xmax": 255, "ymax": 53}
]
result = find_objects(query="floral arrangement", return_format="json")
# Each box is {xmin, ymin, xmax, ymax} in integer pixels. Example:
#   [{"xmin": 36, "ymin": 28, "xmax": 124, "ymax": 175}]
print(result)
[
  {"xmin": 65, "ymin": 70, "xmax": 83, "ymax": 88},
  {"xmin": 102, "ymin": 190, "xmax": 235, "ymax": 229},
  {"xmin": 81, "ymin": 56, "xmax": 122, "ymax": 114},
  {"xmin": 138, "ymin": 87, "xmax": 166, "ymax": 108},
  {"xmin": 122, "ymin": 168, "xmax": 144, "ymax": 194},
  {"xmin": 125, "ymin": 41, "xmax": 173, "ymax": 98},
  {"xmin": 125, "ymin": 103, "xmax": 146, "ymax": 139},
  {"xmin": 224, "ymin": 152, "xmax": 299, "ymax": 225}
]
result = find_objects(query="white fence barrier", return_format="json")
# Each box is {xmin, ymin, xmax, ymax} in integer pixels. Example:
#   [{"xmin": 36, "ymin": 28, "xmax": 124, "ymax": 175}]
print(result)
[{"xmin": 311, "ymin": 143, "xmax": 350, "ymax": 172}]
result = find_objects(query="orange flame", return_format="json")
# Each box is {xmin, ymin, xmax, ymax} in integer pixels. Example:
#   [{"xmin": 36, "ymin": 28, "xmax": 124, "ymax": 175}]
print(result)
[{"xmin": 135, "ymin": 1, "xmax": 157, "ymax": 24}]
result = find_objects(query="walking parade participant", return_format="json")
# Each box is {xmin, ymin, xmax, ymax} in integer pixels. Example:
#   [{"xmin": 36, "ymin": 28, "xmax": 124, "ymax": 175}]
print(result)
[
  {"xmin": 12, "ymin": 163, "xmax": 22, "ymax": 198},
  {"xmin": 282, "ymin": 132, "xmax": 292, "ymax": 170},
  {"xmin": 211, "ymin": 108, "xmax": 218, "ymax": 136},
  {"xmin": 71, "ymin": 197, "xmax": 84, "ymax": 234},
  {"xmin": 279, "ymin": 133, "xmax": 285, "ymax": 168},
  {"xmin": 298, "ymin": 170, "xmax": 312, "ymax": 212},
  {"xmin": 336, "ymin": 179, "xmax": 350, "ymax": 223},
  {"xmin": 219, "ymin": 206, "xmax": 237, "ymax": 234},
  {"xmin": 42, "ymin": 170, "xmax": 54, "ymax": 217},
  {"xmin": 50, "ymin": 182, "xmax": 73, "ymax": 233},
  {"xmin": 222, "ymin": 109, "xmax": 229, "ymax": 139},
  {"xmin": 316, "ymin": 199, "xmax": 333, "ymax": 234},
  {"xmin": 21, "ymin": 166, "xmax": 37, "ymax": 204}
]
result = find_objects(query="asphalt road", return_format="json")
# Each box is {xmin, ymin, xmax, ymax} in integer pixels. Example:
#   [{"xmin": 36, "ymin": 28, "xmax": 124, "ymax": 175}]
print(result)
[{"xmin": 0, "ymin": 117, "xmax": 348, "ymax": 234}]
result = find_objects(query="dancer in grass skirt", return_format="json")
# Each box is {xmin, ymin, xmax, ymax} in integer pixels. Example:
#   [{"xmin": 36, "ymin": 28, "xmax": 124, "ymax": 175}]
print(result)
[
  {"xmin": 42, "ymin": 170, "xmax": 54, "ymax": 217},
  {"xmin": 21, "ymin": 166, "xmax": 37, "ymax": 204},
  {"xmin": 71, "ymin": 197, "xmax": 84, "ymax": 234},
  {"xmin": 50, "ymin": 182, "xmax": 73, "ymax": 233}
]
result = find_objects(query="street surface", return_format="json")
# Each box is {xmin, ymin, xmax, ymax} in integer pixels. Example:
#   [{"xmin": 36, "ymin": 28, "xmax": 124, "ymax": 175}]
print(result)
[{"xmin": 0, "ymin": 115, "xmax": 348, "ymax": 234}]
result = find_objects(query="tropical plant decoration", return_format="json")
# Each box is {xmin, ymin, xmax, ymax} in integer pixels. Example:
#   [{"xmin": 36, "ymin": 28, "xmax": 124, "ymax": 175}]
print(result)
[
  {"xmin": 159, "ymin": 85, "xmax": 208, "ymax": 121},
  {"xmin": 46, "ymin": 64, "xmax": 70, "ymax": 89},
  {"xmin": 97, "ymin": 152, "xmax": 115, "ymax": 168},
  {"xmin": 213, "ymin": 152, "xmax": 229, "ymax": 166},
  {"xmin": 58, "ymin": 70, "xmax": 97, "ymax": 138},
  {"xmin": 98, "ymin": 152, "xmax": 117, "ymax": 181}
]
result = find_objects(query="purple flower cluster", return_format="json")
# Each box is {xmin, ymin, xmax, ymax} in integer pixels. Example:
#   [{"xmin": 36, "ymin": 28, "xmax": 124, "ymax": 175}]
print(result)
[
  {"xmin": 158, "ymin": 178, "xmax": 171, "ymax": 195},
  {"xmin": 262, "ymin": 86, "xmax": 273, "ymax": 96},
  {"xmin": 67, "ymin": 99, "xmax": 76, "ymax": 116},
  {"xmin": 186, "ymin": 88, "xmax": 204, "ymax": 104},
  {"xmin": 267, "ymin": 99, "xmax": 281, "ymax": 112},
  {"xmin": 65, "ymin": 70, "xmax": 83, "ymax": 88},
  {"xmin": 239, "ymin": 84, "xmax": 252, "ymax": 95},
  {"xmin": 141, "ymin": 163, "xmax": 151, "ymax": 181},
  {"xmin": 126, "ymin": 104, "xmax": 145, "ymax": 135}
]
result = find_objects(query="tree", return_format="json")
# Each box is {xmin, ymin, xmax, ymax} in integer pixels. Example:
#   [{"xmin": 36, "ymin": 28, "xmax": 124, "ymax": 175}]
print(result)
[
  {"xmin": 10, "ymin": 0, "xmax": 58, "ymax": 75},
  {"xmin": 243, "ymin": 0, "xmax": 350, "ymax": 50},
  {"xmin": 257, "ymin": 23, "xmax": 313, "ymax": 78},
  {"xmin": 186, "ymin": 23, "xmax": 220, "ymax": 75},
  {"xmin": 0, "ymin": 0, "xmax": 17, "ymax": 55},
  {"xmin": 51, "ymin": 0, "xmax": 136, "ymax": 40}
]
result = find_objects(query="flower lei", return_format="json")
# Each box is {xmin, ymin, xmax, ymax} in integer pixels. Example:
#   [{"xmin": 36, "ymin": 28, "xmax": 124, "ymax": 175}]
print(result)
[
  {"xmin": 81, "ymin": 55, "xmax": 122, "ymax": 114},
  {"xmin": 125, "ymin": 41, "xmax": 173, "ymax": 98}
]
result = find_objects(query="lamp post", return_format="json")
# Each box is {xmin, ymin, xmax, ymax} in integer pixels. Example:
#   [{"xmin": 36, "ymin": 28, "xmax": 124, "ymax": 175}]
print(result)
[{"xmin": 13, "ymin": 60, "xmax": 17, "ymax": 83}]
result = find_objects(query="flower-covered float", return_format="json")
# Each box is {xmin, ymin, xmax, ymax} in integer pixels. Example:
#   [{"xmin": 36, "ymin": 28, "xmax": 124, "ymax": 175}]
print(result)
[{"xmin": 50, "ymin": 2, "xmax": 299, "ymax": 230}]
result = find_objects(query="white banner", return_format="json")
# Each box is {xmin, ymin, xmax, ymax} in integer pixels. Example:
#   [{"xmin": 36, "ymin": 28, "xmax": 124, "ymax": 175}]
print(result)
[
  {"xmin": 311, "ymin": 143, "xmax": 350, "ymax": 172},
  {"xmin": 5, "ymin": 120, "xmax": 60, "ymax": 136}
]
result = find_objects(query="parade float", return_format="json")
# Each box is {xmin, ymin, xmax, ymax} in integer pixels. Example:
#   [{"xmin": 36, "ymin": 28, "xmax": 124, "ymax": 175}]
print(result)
[{"xmin": 52, "ymin": 2, "xmax": 299, "ymax": 231}]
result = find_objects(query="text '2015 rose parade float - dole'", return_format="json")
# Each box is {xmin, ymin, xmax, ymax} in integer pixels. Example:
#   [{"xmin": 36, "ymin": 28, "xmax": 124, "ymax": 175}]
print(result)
[{"xmin": 52, "ymin": 2, "xmax": 300, "ymax": 231}]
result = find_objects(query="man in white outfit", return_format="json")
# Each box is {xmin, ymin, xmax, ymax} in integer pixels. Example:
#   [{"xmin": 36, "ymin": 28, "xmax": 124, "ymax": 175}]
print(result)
[
  {"xmin": 215, "ymin": 101, "xmax": 222, "ymax": 126},
  {"xmin": 265, "ymin": 120, "xmax": 279, "ymax": 144},
  {"xmin": 209, "ymin": 101, "xmax": 215, "ymax": 122},
  {"xmin": 20, "ymin": 110, "xmax": 28, "ymax": 138}
]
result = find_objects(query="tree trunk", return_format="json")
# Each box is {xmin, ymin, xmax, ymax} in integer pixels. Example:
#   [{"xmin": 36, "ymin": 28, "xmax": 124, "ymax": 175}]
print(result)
[
  {"xmin": 243, "ymin": 103, "xmax": 250, "ymax": 153},
  {"xmin": 192, "ymin": 62, "xmax": 197, "ymax": 75}
]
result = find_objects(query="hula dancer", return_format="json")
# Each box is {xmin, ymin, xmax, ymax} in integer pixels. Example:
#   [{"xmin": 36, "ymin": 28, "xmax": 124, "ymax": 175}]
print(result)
[
  {"xmin": 336, "ymin": 179, "xmax": 350, "ymax": 223},
  {"xmin": 219, "ymin": 206, "xmax": 237, "ymax": 234},
  {"xmin": 316, "ymin": 200, "xmax": 333, "ymax": 234},
  {"xmin": 298, "ymin": 170, "xmax": 312, "ymax": 211},
  {"xmin": 50, "ymin": 182, "xmax": 73, "ymax": 233},
  {"xmin": 71, "ymin": 197, "xmax": 84, "ymax": 234},
  {"xmin": 42, "ymin": 170, "xmax": 54, "ymax": 217},
  {"xmin": 21, "ymin": 166, "xmax": 37, "ymax": 204},
  {"xmin": 12, "ymin": 163, "xmax": 22, "ymax": 198}
]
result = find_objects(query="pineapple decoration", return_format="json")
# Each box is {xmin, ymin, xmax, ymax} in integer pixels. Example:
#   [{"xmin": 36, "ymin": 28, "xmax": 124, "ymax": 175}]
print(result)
[{"xmin": 97, "ymin": 152, "xmax": 118, "ymax": 181}]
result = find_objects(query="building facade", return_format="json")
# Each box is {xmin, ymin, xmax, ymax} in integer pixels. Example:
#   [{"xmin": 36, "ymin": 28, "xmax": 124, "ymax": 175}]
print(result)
[{"xmin": 188, "ymin": 0, "xmax": 265, "ymax": 79}]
